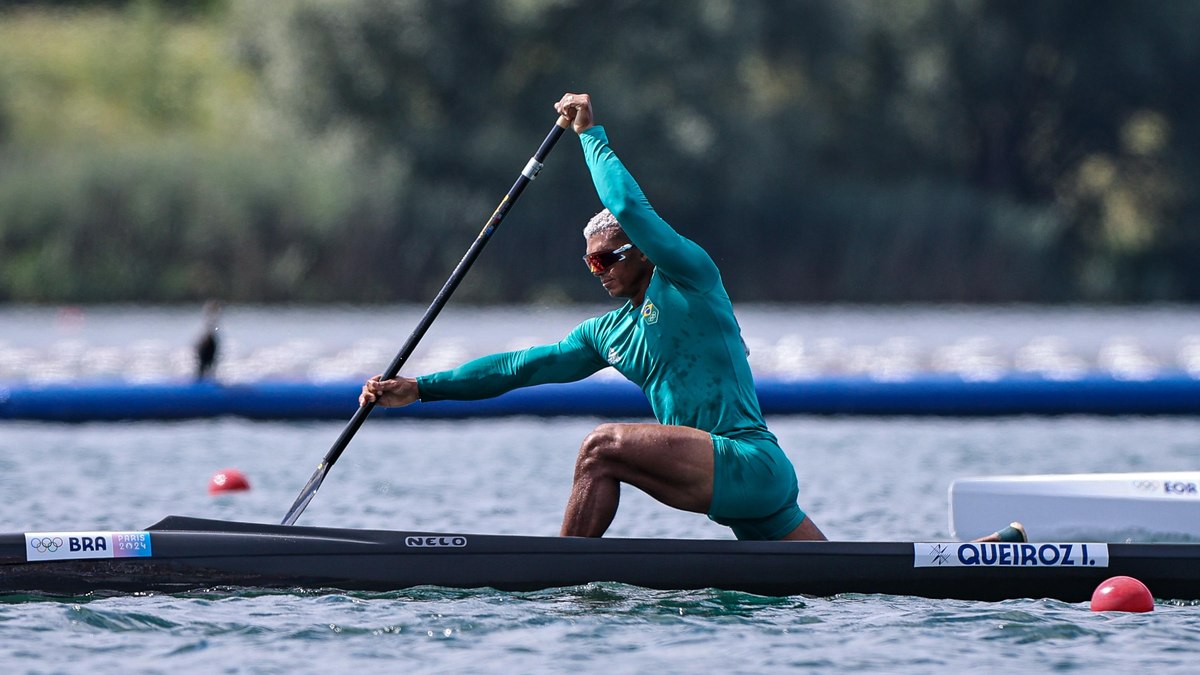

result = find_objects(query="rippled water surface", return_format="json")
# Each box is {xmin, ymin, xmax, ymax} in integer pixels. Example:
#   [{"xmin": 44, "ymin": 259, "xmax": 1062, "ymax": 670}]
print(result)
[
  {"xmin": 3, "ymin": 306, "xmax": 1200, "ymax": 671},
  {"xmin": 3, "ymin": 303, "xmax": 1198, "ymax": 382},
  {"xmin": 3, "ymin": 416, "xmax": 1199, "ymax": 673}
]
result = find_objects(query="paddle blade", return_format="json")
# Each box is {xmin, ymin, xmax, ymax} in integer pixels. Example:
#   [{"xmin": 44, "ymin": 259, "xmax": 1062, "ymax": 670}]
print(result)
[{"xmin": 280, "ymin": 461, "xmax": 329, "ymax": 525}]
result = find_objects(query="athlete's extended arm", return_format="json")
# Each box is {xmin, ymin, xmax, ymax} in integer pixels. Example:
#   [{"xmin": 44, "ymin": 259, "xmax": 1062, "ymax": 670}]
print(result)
[
  {"xmin": 416, "ymin": 339, "xmax": 605, "ymax": 401},
  {"xmin": 360, "ymin": 327, "xmax": 606, "ymax": 406}
]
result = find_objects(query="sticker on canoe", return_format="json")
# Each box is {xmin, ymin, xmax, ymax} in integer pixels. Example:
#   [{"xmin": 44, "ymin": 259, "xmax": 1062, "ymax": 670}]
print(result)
[
  {"xmin": 913, "ymin": 542, "xmax": 1109, "ymax": 568},
  {"xmin": 405, "ymin": 536, "xmax": 467, "ymax": 548},
  {"xmin": 24, "ymin": 531, "xmax": 152, "ymax": 562}
]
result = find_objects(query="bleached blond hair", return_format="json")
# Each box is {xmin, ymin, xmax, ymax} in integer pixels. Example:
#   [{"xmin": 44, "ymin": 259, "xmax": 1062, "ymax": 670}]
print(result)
[{"xmin": 583, "ymin": 208, "xmax": 622, "ymax": 239}]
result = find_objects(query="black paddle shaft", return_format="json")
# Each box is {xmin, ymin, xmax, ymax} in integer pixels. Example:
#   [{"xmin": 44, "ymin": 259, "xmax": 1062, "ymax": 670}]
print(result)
[{"xmin": 281, "ymin": 117, "xmax": 571, "ymax": 526}]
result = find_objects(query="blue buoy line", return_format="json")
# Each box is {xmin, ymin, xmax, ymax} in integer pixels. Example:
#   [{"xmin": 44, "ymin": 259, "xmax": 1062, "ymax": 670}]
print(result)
[{"xmin": 1, "ymin": 373, "xmax": 1198, "ymax": 421}]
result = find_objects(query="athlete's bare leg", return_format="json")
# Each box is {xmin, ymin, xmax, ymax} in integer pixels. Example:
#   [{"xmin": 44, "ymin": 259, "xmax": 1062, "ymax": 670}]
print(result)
[{"xmin": 561, "ymin": 423, "xmax": 714, "ymax": 537}]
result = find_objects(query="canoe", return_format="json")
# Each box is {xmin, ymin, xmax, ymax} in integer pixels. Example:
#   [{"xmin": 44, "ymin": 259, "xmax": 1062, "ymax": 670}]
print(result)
[{"xmin": 4, "ymin": 516, "xmax": 1199, "ymax": 601}]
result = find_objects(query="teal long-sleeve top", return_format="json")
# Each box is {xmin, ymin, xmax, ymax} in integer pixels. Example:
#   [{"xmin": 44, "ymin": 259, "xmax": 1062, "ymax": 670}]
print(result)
[{"xmin": 418, "ymin": 126, "xmax": 774, "ymax": 442}]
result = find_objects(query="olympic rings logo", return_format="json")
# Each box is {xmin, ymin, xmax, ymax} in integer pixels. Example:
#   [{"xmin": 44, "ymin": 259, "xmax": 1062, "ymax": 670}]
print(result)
[{"xmin": 30, "ymin": 536, "xmax": 65, "ymax": 553}]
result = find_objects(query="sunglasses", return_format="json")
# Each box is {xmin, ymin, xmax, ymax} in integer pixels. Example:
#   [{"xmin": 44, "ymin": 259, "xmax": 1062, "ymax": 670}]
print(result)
[{"xmin": 583, "ymin": 243, "xmax": 634, "ymax": 274}]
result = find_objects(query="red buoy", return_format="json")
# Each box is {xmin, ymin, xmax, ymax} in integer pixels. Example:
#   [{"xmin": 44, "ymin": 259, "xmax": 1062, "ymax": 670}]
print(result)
[
  {"xmin": 1090, "ymin": 576, "xmax": 1154, "ymax": 613},
  {"xmin": 208, "ymin": 468, "xmax": 251, "ymax": 494}
]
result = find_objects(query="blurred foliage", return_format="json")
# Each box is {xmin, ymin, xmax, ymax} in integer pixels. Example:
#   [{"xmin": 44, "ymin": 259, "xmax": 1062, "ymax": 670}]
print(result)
[
  {"xmin": 0, "ymin": 0, "xmax": 224, "ymax": 16},
  {"xmin": 1, "ymin": 0, "xmax": 1198, "ymax": 304}
]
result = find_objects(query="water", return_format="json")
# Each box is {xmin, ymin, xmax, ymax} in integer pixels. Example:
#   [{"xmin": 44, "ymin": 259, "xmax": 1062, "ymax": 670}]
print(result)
[
  {"xmin": 3, "ymin": 303, "xmax": 1199, "ymax": 382},
  {"xmin": 2, "ymin": 416, "xmax": 1199, "ymax": 672},
  {"xmin": 2, "ymin": 305, "xmax": 1200, "ymax": 671}
]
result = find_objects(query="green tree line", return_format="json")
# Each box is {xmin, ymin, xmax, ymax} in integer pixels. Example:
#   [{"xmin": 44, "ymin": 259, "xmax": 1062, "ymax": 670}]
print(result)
[{"xmin": 1, "ymin": 0, "xmax": 1197, "ymax": 304}]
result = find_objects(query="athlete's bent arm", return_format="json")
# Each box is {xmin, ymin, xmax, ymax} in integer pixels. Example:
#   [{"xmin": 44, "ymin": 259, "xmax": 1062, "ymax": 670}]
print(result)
[{"xmin": 555, "ymin": 93, "xmax": 720, "ymax": 292}]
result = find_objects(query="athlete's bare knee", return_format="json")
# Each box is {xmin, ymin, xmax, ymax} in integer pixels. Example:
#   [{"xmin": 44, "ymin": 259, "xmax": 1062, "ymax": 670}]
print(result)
[{"xmin": 575, "ymin": 424, "xmax": 624, "ymax": 476}]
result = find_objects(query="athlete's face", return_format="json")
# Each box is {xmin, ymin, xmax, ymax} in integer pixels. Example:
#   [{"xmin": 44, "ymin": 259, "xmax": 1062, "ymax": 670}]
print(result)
[{"xmin": 584, "ymin": 232, "xmax": 652, "ymax": 302}]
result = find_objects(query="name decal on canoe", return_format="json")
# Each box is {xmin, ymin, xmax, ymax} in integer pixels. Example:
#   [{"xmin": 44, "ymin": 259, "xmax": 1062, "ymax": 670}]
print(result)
[
  {"xmin": 913, "ymin": 542, "xmax": 1109, "ymax": 568},
  {"xmin": 24, "ymin": 531, "xmax": 153, "ymax": 562},
  {"xmin": 1133, "ymin": 479, "xmax": 1198, "ymax": 495},
  {"xmin": 405, "ymin": 536, "xmax": 467, "ymax": 548}
]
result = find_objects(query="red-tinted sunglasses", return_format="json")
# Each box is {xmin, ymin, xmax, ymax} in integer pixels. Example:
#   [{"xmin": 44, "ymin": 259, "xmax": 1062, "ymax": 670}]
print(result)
[{"xmin": 583, "ymin": 243, "xmax": 634, "ymax": 274}]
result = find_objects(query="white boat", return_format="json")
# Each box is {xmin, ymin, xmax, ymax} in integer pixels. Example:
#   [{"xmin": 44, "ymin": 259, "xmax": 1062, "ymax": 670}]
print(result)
[{"xmin": 949, "ymin": 471, "xmax": 1200, "ymax": 542}]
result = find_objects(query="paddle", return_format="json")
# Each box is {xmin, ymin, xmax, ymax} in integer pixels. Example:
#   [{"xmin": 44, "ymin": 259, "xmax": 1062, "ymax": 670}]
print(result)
[{"xmin": 281, "ymin": 116, "xmax": 572, "ymax": 526}]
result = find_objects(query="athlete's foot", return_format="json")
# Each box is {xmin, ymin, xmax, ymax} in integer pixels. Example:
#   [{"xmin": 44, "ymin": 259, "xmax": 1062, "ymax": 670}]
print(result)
[{"xmin": 973, "ymin": 521, "xmax": 1027, "ymax": 543}]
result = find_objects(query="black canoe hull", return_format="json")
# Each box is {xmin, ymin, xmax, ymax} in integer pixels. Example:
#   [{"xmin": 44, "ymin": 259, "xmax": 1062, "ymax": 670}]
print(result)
[{"xmin": 3, "ymin": 516, "xmax": 1198, "ymax": 601}]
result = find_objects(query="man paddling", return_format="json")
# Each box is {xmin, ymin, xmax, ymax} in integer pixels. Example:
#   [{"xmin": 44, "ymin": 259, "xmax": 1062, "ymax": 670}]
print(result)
[
  {"xmin": 361, "ymin": 93, "xmax": 1023, "ymax": 545},
  {"xmin": 362, "ymin": 92, "xmax": 822, "ymax": 541}
]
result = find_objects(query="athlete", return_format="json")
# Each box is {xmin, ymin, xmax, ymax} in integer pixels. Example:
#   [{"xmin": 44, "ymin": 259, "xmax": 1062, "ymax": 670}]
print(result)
[
  {"xmin": 361, "ymin": 92, "xmax": 823, "ymax": 540},
  {"xmin": 361, "ymin": 94, "xmax": 1031, "ymax": 545}
]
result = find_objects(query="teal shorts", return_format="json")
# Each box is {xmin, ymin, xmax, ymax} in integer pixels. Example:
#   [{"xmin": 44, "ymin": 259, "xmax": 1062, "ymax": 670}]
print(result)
[{"xmin": 708, "ymin": 433, "xmax": 806, "ymax": 540}]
